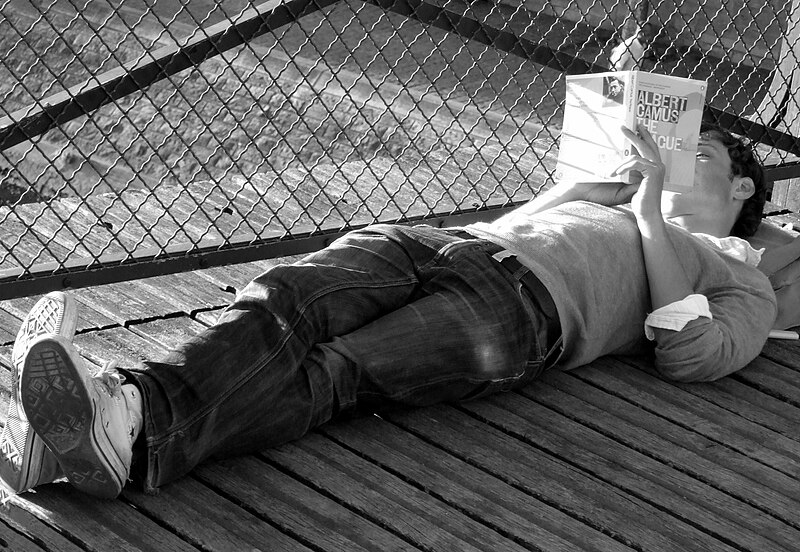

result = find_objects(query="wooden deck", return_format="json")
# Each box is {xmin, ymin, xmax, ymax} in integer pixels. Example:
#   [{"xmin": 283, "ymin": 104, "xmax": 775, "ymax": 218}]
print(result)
[{"xmin": 1, "ymin": 252, "xmax": 799, "ymax": 552}]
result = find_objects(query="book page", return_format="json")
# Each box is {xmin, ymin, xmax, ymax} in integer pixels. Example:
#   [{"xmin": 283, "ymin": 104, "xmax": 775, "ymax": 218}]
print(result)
[{"xmin": 556, "ymin": 74, "xmax": 630, "ymax": 183}]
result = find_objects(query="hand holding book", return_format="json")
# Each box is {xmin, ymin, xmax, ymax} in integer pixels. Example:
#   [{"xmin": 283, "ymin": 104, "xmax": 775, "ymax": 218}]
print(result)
[
  {"xmin": 612, "ymin": 123, "xmax": 695, "ymax": 310},
  {"xmin": 556, "ymin": 71, "xmax": 707, "ymax": 192},
  {"xmin": 613, "ymin": 124, "xmax": 667, "ymax": 222}
]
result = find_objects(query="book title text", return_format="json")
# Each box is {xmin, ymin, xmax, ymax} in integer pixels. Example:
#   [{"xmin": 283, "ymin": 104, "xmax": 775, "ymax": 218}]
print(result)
[{"xmin": 635, "ymin": 91, "xmax": 690, "ymax": 150}]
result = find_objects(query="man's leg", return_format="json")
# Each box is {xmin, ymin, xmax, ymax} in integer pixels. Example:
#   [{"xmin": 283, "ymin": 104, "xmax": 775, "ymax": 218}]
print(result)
[
  {"xmin": 305, "ymin": 239, "xmax": 543, "ymax": 411},
  {"xmin": 21, "ymin": 225, "xmax": 468, "ymax": 495},
  {"xmin": 137, "ymin": 234, "xmax": 543, "ymax": 491}
]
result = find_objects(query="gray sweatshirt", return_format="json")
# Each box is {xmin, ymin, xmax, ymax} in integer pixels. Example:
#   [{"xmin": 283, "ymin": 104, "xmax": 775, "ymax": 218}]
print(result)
[{"xmin": 465, "ymin": 201, "xmax": 777, "ymax": 382}]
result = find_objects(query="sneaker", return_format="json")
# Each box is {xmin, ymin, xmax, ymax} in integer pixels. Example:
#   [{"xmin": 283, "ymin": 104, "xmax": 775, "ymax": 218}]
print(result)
[
  {"xmin": 1, "ymin": 292, "xmax": 76, "ymax": 504},
  {"xmin": 20, "ymin": 334, "xmax": 141, "ymax": 499}
]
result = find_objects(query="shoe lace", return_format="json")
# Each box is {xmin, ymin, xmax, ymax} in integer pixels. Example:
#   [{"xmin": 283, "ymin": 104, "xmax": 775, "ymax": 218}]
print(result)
[
  {"xmin": 93, "ymin": 360, "xmax": 125, "ymax": 396},
  {"xmin": 92, "ymin": 361, "xmax": 141, "ymax": 440}
]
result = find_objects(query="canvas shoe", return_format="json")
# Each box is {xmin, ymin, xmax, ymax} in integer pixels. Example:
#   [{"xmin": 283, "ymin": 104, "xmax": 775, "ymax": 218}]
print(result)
[
  {"xmin": 20, "ymin": 334, "xmax": 142, "ymax": 499},
  {"xmin": 1, "ymin": 292, "xmax": 76, "ymax": 504}
]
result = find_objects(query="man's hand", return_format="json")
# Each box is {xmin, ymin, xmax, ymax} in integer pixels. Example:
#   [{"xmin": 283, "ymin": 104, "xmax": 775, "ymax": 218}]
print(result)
[
  {"xmin": 611, "ymin": 124, "xmax": 694, "ymax": 310},
  {"xmin": 612, "ymin": 124, "xmax": 667, "ymax": 226},
  {"xmin": 550, "ymin": 179, "xmax": 640, "ymax": 207}
]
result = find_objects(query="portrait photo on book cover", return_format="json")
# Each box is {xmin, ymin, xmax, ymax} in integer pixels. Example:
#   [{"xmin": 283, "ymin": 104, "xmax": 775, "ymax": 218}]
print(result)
[{"xmin": 603, "ymin": 76, "xmax": 625, "ymax": 105}]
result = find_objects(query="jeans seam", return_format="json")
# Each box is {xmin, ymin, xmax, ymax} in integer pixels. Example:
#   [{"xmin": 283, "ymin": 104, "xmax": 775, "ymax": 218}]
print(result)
[{"xmin": 358, "ymin": 369, "xmax": 527, "ymax": 403}]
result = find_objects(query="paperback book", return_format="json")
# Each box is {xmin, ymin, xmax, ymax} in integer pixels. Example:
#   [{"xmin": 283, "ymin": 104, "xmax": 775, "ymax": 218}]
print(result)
[{"xmin": 555, "ymin": 71, "xmax": 707, "ymax": 192}]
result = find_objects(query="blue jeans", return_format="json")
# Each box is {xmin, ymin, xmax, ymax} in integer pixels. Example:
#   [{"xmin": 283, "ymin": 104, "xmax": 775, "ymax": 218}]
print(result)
[{"xmin": 126, "ymin": 224, "xmax": 552, "ymax": 490}]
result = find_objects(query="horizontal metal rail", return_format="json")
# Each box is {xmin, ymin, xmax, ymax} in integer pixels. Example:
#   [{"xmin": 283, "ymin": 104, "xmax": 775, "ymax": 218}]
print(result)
[
  {"xmin": 0, "ymin": 207, "xmax": 512, "ymax": 300},
  {"xmin": 765, "ymin": 161, "xmax": 800, "ymax": 183}
]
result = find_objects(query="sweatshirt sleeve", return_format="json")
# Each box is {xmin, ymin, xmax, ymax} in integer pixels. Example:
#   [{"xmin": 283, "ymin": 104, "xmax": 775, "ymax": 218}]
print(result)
[
  {"xmin": 644, "ymin": 294, "xmax": 711, "ymax": 339},
  {"xmin": 648, "ymin": 283, "xmax": 777, "ymax": 382}
]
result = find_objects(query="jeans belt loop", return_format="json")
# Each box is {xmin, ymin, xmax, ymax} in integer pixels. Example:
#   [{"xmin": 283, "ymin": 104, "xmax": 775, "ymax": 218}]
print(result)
[{"xmin": 491, "ymin": 250, "xmax": 562, "ymax": 357}]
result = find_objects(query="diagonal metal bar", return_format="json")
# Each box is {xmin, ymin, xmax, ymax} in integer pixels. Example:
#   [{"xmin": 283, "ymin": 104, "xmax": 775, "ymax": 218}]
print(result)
[
  {"xmin": 705, "ymin": 106, "xmax": 800, "ymax": 158},
  {"xmin": 0, "ymin": 0, "xmax": 340, "ymax": 151},
  {"xmin": 361, "ymin": 0, "xmax": 607, "ymax": 75}
]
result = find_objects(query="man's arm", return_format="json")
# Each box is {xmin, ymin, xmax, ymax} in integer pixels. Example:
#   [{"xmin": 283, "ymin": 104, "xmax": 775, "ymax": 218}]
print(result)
[
  {"xmin": 514, "ymin": 123, "xmax": 698, "ymax": 311},
  {"xmin": 650, "ymin": 286, "xmax": 776, "ymax": 381},
  {"xmin": 494, "ymin": 168, "xmax": 640, "ymax": 225},
  {"xmin": 613, "ymin": 125, "xmax": 695, "ymax": 309},
  {"xmin": 616, "ymin": 125, "xmax": 776, "ymax": 381},
  {"xmin": 499, "ymin": 123, "xmax": 696, "ymax": 310}
]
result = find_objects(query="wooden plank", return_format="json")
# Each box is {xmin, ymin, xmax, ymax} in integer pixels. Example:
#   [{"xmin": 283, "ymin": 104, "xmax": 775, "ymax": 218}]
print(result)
[
  {"xmin": 383, "ymin": 405, "xmax": 741, "ymax": 552},
  {"xmin": 0, "ymin": 207, "xmax": 65, "ymax": 270},
  {"xmin": 193, "ymin": 307, "xmax": 225, "ymax": 327},
  {"xmin": 267, "ymin": 433, "xmax": 536, "ymax": 552},
  {"xmin": 0, "ymin": 293, "xmax": 117, "ymax": 333},
  {"xmin": 150, "ymin": 183, "xmax": 230, "ymax": 242},
  {"xmin": 572, "ymin": 360, "xmax": 800, "ymax": 477},
  {"xmin": 0, "ymin": 504, "xmax": 85, "ymax": 552},
  {"xmin": 0, "ymin": 344, "xmax": 11, "ymax": 417},
  {"xmin": 84, "ymin": 191, "xmax": 164, "ymax": 252},
  {"xmin": 132, "ymin": 272, "xmax": 236, "ymax": 315},
  {"xmin": 10, "ymin": 485, "xmax": 198, "ymax": 551},
  {"xmin": 42, "ymin": 197, "xmax": 126, "ymax": 261},
  {"xmin": 322, "ymin": 414, "xmax": 635, "ymax": 551},
  {"xmin": 733, "ymin": 357, "xmax": 800, "ymax": 404},
  {"xmin": 191, "ymin": 261, "xmax": 269, "ymax": 293},
  {"xmin": 195, "ymin": 455, "xmax": 420, "ymax": 551},
  {"xmin": 5, "ymin": 257, "xmax": 800, "ymax": 552},
  {"xmin": 760, "ymin": 339, "xmax": 800, "ymax": 379},
  {"xmin": 508, "ymin": 382, "xmax": 800, "ymax": 547},
  {"xmin": 126, "ymin": 316, "xmax": 209, "ymax": 353},
  {"xmin": 464, "ymin": 392, "xmax": 800, "ymax": 552},
  {"xmin": 590, "ymin": 354, "xmax": 800, "ymax": 440},
  {"xmin": 68, "ymin": 325, "xmax": 168, "ymax": 371},
  {"xmin": 182, "ymin": 178, "xmax": 274, "ymax": 238},
  {"xmin": 74, "ymin": 279, "xmax": 190, "ymax": 326},
  {"xmin": 12, "ymin": 202, "xmax": 99, "ymax": 261},
  {"xmin": 673, "ymin": 362, "xmax": 800, "ymax": 438},
  {"xmin": 123, "ymin": 477, "xmax": 314, "ymax": 552},
  {"xmin": 531, "ymin": 369, "xmax": 800, "ymax": 521},
  {"xmin": 0, "ymin": 306, "xmax": 20, "ymax": 344}
]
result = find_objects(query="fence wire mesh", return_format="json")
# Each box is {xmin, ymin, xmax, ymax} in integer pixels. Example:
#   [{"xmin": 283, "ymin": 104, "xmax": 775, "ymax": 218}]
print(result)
[{"xmin": 0, "ymin": 0, "xmax": 798, "ymax": 297}]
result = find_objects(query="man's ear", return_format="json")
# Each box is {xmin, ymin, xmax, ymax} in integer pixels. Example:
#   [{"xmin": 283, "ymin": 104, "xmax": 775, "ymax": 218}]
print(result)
[{"xmin": 733, "ymin": 176, "xmax": 755, "ymax": 200}]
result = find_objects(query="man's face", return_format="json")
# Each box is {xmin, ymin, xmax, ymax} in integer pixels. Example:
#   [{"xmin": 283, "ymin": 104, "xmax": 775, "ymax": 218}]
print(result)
[{"xmin": 661, "ymin": 135, "xmax": 746, "ymax": 229}]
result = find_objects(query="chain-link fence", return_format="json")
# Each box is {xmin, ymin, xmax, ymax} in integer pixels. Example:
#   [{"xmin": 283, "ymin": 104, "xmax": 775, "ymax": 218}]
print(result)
[{"xmin": 1, "ymin": 0, "xmax": 799, "ymax": 298}]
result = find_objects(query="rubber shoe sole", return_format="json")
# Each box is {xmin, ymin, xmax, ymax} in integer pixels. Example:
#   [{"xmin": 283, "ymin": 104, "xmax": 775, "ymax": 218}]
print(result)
[
  {"xmin": 1, "ymin": 292, "xmax": 75, "ymax": 501},
  {"xmin": 21, "ymin": 336, "xmax": 128, "ymax": 499}
]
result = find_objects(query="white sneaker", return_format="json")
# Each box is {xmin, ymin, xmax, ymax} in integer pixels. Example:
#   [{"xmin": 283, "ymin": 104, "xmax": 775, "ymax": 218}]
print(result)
[
  {"xmin": 1, "ymin": 292, "xmax": 75, "ymax": 504},
  {"xmin": 20, "ymin": 334, "xmax": 141, "ymax": 499}
]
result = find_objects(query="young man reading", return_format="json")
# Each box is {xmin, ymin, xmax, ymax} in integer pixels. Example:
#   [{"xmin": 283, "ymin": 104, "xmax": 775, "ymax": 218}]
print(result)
[{"xmin": 1, "ymin": 123, "xmax": 776, "ymax": 501}]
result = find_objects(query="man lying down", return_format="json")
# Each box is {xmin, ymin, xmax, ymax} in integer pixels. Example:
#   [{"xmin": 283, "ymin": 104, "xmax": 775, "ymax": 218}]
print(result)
[{"xmin": 0, "ymin": 122, "xmax": 786, "ymax": 503}]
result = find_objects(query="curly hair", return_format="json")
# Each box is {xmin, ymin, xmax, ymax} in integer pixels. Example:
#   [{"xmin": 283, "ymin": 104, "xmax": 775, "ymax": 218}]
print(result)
[{"xmin": 699, "ymin": 123, "xmax": 767, "ymax": 238}]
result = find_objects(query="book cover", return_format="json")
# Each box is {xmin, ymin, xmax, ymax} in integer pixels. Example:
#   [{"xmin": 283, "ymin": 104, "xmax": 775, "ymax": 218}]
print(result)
[{"xmin": 555, "ymin": 71, "xmax": 707, "ymax": 192}]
